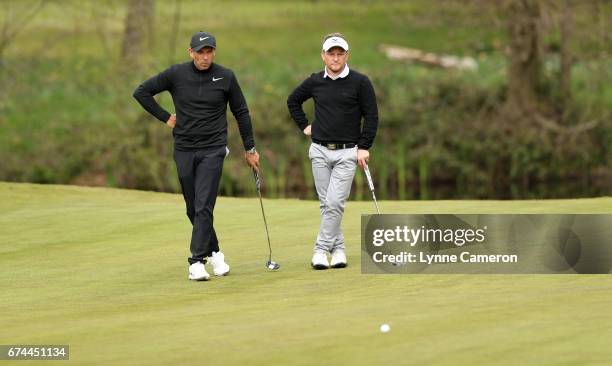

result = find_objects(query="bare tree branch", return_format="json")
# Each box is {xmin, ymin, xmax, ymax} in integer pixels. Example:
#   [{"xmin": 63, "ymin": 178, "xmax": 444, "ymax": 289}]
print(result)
[{"xmin": 0, "ymin": 0, "xmax": 48, "ymax": 59}]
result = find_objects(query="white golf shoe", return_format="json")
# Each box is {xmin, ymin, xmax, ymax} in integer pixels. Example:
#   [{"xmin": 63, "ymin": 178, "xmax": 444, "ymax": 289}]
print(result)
[
  {"xmin": 330, "ymin": 249, "xmax": 347, "ymax": 268},
  {"xmin": 188, "ymin": 262, "xmax": 210, "ymax": 281},
  {"xmin": 311, "ymin": 251, "xmax": 330, "ymax": 270},
  {"xmin": 208, "ymin": 251, "xmax": 230, "ymax": 276}
]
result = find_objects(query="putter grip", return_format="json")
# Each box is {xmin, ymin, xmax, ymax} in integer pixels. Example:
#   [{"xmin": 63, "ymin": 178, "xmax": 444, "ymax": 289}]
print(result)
[
  {"xmin": 364, "ymin": 167, "xmax": 375, "ymax": 191},
  {"xmin": 253, "ymin": 169, "xmax": 261, "ymax": 191}
]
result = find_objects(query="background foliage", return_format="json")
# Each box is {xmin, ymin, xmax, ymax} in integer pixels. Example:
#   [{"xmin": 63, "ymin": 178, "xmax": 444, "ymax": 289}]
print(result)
[{"xmin": 0, "ymin": 0, "xmax": 610, "ymax": 199}]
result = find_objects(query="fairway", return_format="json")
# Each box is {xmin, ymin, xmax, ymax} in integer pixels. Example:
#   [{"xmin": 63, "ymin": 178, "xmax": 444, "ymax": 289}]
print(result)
[{"xmin": 1, "ymin": 182, "xmax": 611, "ymax": 365}]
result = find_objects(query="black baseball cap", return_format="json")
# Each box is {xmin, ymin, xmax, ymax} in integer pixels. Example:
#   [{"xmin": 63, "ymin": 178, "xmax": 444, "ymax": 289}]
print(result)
[{"xmin": 190, "ymin": 31, "xmax": 216, "ymax": 51}]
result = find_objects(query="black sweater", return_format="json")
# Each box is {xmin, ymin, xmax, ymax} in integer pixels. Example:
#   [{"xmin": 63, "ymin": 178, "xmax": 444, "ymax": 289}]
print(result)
[
  {"xmin": 133, "ymin": 62, "xmax": 254, "ymax": 151},
  {"xmin": 286, "ymin": 69, "xmax": 378, "ymax": 149}
]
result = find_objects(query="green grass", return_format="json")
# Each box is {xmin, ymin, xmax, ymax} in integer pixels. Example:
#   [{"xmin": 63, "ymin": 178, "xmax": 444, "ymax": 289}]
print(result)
[{"xmin": 1, "ymin": 182, "xmax": 612, "ymax": 365}]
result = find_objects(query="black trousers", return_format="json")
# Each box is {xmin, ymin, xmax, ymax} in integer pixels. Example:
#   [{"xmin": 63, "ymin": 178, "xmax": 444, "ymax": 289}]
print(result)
[{"xmin": 173, "ymin": 146, "xmax": 226, "ymax": 265}]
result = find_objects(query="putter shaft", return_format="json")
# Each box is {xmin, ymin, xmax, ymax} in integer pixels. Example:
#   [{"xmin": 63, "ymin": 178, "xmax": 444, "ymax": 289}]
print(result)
[
  {"xmin": 371, "ymin": 191, "xmax": 381, "ymax": 214},
  {"xmin": 253, "ymin": 170, "xmax": 273, "ymax": 262}
]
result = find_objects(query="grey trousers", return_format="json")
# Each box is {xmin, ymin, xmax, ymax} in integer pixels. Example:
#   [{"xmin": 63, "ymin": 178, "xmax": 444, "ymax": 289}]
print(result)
[{"xmin": 309, "ymin": 143, "xmax": 358, "ymax": 253}]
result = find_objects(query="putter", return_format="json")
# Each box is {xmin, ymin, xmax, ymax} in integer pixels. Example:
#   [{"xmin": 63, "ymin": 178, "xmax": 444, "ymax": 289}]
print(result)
[
  {"xmin": 253, "ymin": 169, "xmax": 280, "ymax": 270},
  {"xmin": 363, "ymin": 163, "xmax": 381, "ymax": 214},
  {"xmin": 364, "ymin": 164, "xmax": 401, "ymax": 266}
]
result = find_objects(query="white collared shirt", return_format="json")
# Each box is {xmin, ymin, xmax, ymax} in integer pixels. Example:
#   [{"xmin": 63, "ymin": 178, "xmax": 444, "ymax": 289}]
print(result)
[{"xmin": 323, "ymin": 64, "xmax": 350, "ymax": 80}]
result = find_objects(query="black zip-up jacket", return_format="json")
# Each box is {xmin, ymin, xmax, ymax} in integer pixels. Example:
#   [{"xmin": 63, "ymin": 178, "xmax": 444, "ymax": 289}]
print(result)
[
  {"xmin": 286, "ymin": 69, "xmax": 378, "ymax": 150},
  {"xmin": 133, "ymin": 62, "xmax": 254, "ymax": 151}
]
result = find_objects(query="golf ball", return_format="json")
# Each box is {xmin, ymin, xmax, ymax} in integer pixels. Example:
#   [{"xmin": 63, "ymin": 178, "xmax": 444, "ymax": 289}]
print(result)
[{"xmin": 380, "ymin": 324, "xmax": 390, "ymax": 333}]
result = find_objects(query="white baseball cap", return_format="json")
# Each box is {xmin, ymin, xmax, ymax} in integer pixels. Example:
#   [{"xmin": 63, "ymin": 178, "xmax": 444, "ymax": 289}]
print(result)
[{"xmin": 322, "ymin": 36, "xmax": 349, "ymax": 52}]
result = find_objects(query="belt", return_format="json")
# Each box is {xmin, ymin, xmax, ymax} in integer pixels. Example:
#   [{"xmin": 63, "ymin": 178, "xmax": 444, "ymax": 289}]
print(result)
[{"xmin": 313, "ymin": 142, "xmax": 357, "ymax": 150}]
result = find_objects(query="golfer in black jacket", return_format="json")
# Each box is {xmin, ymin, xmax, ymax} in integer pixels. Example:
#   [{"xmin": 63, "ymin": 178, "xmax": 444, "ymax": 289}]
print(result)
[
  {"xmin": 133, "ymin": 31, "xmax": 259, "ymax": 281},
  {"xmin": 287, "ymin": 33, "xmax": 379, "ymax": 270}
]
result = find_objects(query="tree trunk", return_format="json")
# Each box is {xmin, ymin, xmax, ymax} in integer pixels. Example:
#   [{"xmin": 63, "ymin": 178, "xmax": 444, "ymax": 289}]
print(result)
[
  {"xmin": 504, "ymin": 0, "xmax": 542, "ymax": 117},
  {"xmin": 121, "ymin": 0, "xmax": 155, "ymax": 65},
  {"xmin": 559, "ymin": 0, "xmax": 573, "ymax": 116},
  {"xmin": 168, "ymin": 0, "xmax": 182, "ymax": 62}
]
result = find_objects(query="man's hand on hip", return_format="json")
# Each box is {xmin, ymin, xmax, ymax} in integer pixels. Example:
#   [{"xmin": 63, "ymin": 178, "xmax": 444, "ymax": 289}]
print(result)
[
  {"xmin": 245, "ymin": 151, "xmax": 260, "ymax": 171},
  {"xmin": 166, "ymin": 114, "xmax": 176, "ymax": 128},
  {"xmin": 303, "ymin": 125, "xmax": 312, "ymax": 136},
  {"xmin": 357, "ymin": 149, "xmax": 369, "ymax": 169}
]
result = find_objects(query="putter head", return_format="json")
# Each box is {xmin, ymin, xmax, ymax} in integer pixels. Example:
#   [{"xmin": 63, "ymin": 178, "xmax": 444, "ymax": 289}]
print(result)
[{"xmin": 266, "ymin": 260, "xmax": 280, "ymax": 270}]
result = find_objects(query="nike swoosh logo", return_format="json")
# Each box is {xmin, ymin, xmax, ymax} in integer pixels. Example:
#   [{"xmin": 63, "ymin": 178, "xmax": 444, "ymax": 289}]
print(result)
[
  {"xmin": 212, "ymin": 77, "xmax": 223, "ymax": 81},
  {"xmin": 200, "ymin": 37, "xmax": 209, "ymax": 41}
]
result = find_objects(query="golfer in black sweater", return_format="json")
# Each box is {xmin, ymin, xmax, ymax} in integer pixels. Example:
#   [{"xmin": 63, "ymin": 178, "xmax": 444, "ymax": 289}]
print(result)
[
  {"xmin": 133, "ymin": 32, "xmax": 259, "ymax": 281},
  {"xmin": 287, "ymin": 33, "xmax": 379, "ymax": 269}
]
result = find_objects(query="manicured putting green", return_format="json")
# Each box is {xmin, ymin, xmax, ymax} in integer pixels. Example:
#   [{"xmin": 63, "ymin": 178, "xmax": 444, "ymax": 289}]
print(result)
[{"xmin": 1, "ymin": 183, "xmax": 611, "ymax": 365}]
